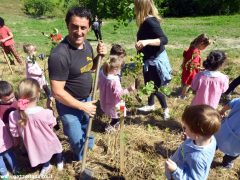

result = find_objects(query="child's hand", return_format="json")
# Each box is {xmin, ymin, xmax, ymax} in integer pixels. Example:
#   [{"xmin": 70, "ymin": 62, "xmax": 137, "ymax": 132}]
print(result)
[
  {"xmin": 198, "ymin": 66, "xmax": 205, "ymax": 71},
  {"xmin": 181, "ymin": 131, "xmax": 188, "ymax": 141},
  {"xmin": 128, "ymin": 83, "xmax": 136, "ymax": 92},
  {"xmin": 46, "ymin": 97, "xmax": 54, "ymax": 110},
  {"xmin": 165, "ymin": 158, "xmax": 177, "ymax": 173}
]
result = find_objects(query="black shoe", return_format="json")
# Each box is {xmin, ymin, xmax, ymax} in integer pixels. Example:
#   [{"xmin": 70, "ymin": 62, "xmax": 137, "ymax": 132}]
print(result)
[{"xmin": 10, "ymin": 61, "xmax": 15, "ymax": 65}]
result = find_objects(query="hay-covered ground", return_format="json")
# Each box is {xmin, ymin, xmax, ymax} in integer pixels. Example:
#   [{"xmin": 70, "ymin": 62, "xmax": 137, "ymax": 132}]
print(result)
[{"xmin": 1, "ymin": 53, "xmax": 240, "ymax": 179}]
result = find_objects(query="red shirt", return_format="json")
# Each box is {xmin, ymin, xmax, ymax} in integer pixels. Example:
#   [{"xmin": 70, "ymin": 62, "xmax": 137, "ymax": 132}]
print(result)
[{"xmin": 0, "ymin": 25, "xmax": 14, "ymax": 46}]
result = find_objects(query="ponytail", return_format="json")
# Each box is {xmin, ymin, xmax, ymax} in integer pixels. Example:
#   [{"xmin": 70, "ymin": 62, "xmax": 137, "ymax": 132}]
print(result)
[
  {"xmin": 18, "ymin": 109, "xmax": 28, "ymax": 127},
  {"xmin": 16, "ymin": 78, "xmax": 41, "ymax": 127},
  {"xmin": 102, "ymin": 62, "xmax": 110, "ymax": 76},
  {"xmin": 203, "ymin": 50, "xmax": 226, "ymax": 71}
]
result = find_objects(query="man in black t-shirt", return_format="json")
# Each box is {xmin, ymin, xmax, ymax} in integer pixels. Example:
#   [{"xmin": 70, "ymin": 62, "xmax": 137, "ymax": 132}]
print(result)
[{"xmin": 48, "ymin": 7, "xmax": 107, "ymax": 161}]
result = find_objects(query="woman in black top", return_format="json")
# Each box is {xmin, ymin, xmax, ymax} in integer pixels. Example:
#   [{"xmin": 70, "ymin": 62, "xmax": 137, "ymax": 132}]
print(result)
[{"xmin": 134, "ymin": 0, "xmax": 172, "ymax": 120}]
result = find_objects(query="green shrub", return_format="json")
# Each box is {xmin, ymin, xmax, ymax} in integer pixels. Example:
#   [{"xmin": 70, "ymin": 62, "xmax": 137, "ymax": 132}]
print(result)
[{"xmin": 23, "ymin": 0, "xmax": 55, "ymax": 17}]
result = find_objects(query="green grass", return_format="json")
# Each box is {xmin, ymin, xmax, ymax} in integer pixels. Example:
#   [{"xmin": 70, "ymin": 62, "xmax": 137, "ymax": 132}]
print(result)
[{"xmin": 1, "ymin": 1, "xmax": 240, "ymax": 179}]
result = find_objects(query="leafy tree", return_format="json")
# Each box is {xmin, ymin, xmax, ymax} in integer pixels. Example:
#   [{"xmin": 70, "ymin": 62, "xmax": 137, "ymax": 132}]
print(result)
[{"xmin": 22, "ymin": 0, "xmax": 55, "ymax": 17}]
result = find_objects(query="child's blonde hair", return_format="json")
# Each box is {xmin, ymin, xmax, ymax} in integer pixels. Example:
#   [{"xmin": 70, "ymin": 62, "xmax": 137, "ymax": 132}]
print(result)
[
  {"xmin": 182, "ymin": 105, "xmax": 220, "ymax": 137},
  {"xmin": 23, "ymin": 44, "xmax": 37, "ymax": 56},
  {"xmin": 17, "ymin": 78, "xmax": 40, "ymax": 127},
  {"xmin": 134, "ymin": 0, "xmax": 162, "ymax": 27},
  {"xmin": 102, "ymin": 55, "xmax": 122, "ymax": 76},
  {"xmin": 190, "ymin": 34, "xmax": 210, "ymax": 48}
]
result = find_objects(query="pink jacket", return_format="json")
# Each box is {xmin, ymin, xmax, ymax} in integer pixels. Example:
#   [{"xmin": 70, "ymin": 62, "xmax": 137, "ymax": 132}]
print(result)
[
  {"xmin": 0, "ymin": 119, "xmax": 13, "ymax": 153},
  {"xmin": 98, "ymin": 70, "xmax": 129, "ymax": 118},
  {"xmin": 191, "ymin": 70, "xmax": 229, "ymax": 109},
  {"xmin": 0, "ymin": 101, "xmax": 18, "ymax": 122},
  {"xmin": 9, "ymin": 107, "xmax": 62, "ymax": 167},
  {"xmin": 26, "ymin": 57, "xmax": 47, "ymax": 89}
]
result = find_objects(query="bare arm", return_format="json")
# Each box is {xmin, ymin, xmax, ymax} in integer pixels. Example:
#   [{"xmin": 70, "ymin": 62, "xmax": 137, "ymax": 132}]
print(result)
[
  {"xmin": 92, "ymin": 41, "xmax": 107, "ymax": 70},
  {"xmin": 50, "ymin": 80, "xmax": 96, "ymax": 117},
  {"xmin": 0, "ymin": 31, "xmax": 13, "ymax": 43}
]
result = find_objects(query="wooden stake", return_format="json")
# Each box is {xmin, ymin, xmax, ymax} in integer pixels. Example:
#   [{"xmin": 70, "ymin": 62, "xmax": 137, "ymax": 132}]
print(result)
[
  {"xmin": 1, "ymin": 48, "xmax": 13, "ymax": 74},
  {"xmin": 119, "ymin": 104, "xmax": 125, "ymax": 175}
]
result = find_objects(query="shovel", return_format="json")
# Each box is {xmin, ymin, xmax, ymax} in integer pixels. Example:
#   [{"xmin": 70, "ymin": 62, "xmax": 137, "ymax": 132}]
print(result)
[{"xmin": 80, "ymin": 53, "xmax": 103, "ymax": 179}]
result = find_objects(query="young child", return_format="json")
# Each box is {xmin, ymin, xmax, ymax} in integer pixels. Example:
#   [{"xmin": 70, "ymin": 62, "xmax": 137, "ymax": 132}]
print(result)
[
  {"xmin": 215, "ymin": 98, "xmax": 240, "ymax": 168},
  {"xmin": 180, "ymin": 34, "xmax": 210, "ymax": 98},
  {"xmin": 98, "ymin": 55, "xmax": 135, "ymax": 132},
  {"xmin": 23, "ymin": 44, "xmax": 53, "ymax": 108},
  {"xmin": 8, "ymin": 78, "xmax": 63, "ymax": 177},
  {"xmin": 110, "ymin": 44, "xmax": 127, "ymax": 81},
  {"xmin": 0, "ymin": 81, "xmax": 18, "ymax": 124},
  {"xmin": 191, "ymin": 50, "xmax": 229, "ymax": 109},
  {"xmin": 0, "ymin": 119, "xmax": 18, "ymax": 179},
  {"xmin": 0, "ymin": 17, "xmax": 22, "ymax": 65},
  {"xmin": 110, "ymin": 44, "xmax": 126, "ymax": 59},
  {"xmin": 165, "ymin": 105, "xmax": 221, "ymax": 180}
]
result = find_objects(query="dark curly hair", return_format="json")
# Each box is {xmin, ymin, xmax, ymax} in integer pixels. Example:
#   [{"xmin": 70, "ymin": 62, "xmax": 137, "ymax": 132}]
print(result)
[
  {"xmin": 0, "ymin": 17, "xmax": 5, "ymax": 27},
  {"xmin": 203, "ymin": 50, "xmax": 226, "ymax": 71},
  {"xmin": 65, "ymin": 7, "xmax": 92, "ymax": 27}
]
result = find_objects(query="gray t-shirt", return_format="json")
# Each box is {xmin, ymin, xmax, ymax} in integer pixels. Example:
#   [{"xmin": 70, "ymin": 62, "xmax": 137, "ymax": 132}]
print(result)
[{"xmin": 48, "ymin": 37, "xmax": 94, "ymax": 99}]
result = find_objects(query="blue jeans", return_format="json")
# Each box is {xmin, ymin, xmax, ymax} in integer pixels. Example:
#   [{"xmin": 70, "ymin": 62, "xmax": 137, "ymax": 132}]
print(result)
[
  {"xmin": 56, "ymin": 97, "xmax": 94, "ymax": 161},
  {"xmin": 0, "ymin": 149, "xmax": 17, "ymax": 175}
]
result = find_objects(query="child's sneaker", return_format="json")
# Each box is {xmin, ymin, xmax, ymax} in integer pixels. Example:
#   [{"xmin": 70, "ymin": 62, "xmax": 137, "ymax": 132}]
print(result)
[
  {"xmin": 40, "ymin": 164, "xmax": 52, "ymax": 177},
  {"xmin": 137, "ymin": 105, "xmax": 155, "ymax": 112},
  {"xmin": 113, "ymin": 121, "xmax": 120, "ymax": 130},
  {"xmin": 163, "ymin": 108, "xmax": 170, "ymax": 120},
  {"xmin": 1, "ymin": 172, "xmax": 9, "ymax": 180},
  {"xmin": 178, "ymin": 95, "xmax": 186, "ymax": 100},
  {"xmin": 57, "ymin": 161, "xmax": 64, "ymax": 171},
  {"xmin": 105, "ymin": 125, "xmax": 116, "ymax": 133}
]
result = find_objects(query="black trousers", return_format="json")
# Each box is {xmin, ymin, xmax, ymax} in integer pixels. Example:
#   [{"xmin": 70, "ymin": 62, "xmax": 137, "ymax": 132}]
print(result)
[
  {"xmin": 225, "ymin": 76, "xmax": 240, "ymax": 95},
  {"xmin": 222, "ymin": 154, "xmax": 239, "ymax": 165},
  {"xmin": 94, "ymin": 29, "xmax": 102, "ymax": 41},
  {"xmin": 143, "ymin": 65, "xmax": 167, "ymax": 109}
]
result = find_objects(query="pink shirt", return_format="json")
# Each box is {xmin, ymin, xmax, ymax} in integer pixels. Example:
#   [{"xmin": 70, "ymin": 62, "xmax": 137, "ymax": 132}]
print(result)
[
  {"xmin": 98, "ymin": 70, "xmax": 129, "ymax": 118},
  {"xmin": 26, "ymin": 57, "xmax": 47, "ymax": 89},
  {"xmin": 0, "ymin": 119, "xmax": 13, "ymax": 153},
  {"xmin": 9, "ymin": 107, "xmax": 62, "ymax": 167},
  {"xmin": 0, "ymin": 26, "xmax": 14, "ymax": 47},
  {"xmin": 191, "ymin": 70, "xmax": 229, "ymax": 108}
]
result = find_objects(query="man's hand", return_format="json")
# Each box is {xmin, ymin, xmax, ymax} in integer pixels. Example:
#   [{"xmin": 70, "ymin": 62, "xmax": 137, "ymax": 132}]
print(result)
[
  {"xmin": 97, "ymin": 41, "xmax": 107, "ymax": 56},
  {"xmin": 80, "ymin": 100, "xmax": 97, "ymax": 117}
]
